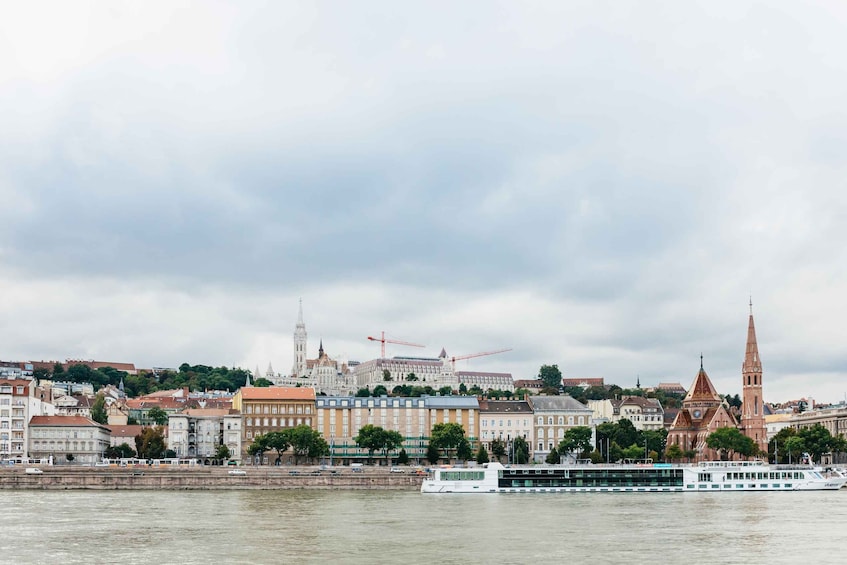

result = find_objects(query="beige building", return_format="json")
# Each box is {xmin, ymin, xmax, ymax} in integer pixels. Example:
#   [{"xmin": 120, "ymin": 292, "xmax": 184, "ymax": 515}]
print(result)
[
  {"xmin": 28, "ymin": 415, "xmax": 111, "ymax": 465},
  {"xmin": 232, "ymin": 387, "xmax": 316, "ymax": 463},
  {"xmin": 478, "ymin": 399, "xmax": 533, "ymax": 458},
  {"xmin": 527, "ymin": 395, "xmax": 593, "ymax": 462},
  {"xmin": 315, "ymin": 395, "xmax": 479, "ymax": 464}
]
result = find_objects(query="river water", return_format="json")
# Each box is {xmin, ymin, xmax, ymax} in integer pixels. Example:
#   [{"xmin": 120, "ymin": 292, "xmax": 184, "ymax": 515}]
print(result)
[{"xmin": 2, "ymin": 489, "xmax": 845, "ymax": 564}]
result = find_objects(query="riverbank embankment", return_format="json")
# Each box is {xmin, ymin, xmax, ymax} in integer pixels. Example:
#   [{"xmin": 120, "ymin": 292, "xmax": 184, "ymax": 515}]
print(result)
[{"xmin": 0, "ymin": 466, "xmax": 425, "ymax": 490}]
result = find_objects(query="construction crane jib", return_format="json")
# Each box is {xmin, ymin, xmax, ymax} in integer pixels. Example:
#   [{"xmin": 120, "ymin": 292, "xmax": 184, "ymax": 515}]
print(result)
[
  {"xmin": 449, "ymin": 348, "xmax": 512, "ymax": 371},
  {"xmin": 367, "ymin": 331, "xmax": 425, "ymax": 358}
]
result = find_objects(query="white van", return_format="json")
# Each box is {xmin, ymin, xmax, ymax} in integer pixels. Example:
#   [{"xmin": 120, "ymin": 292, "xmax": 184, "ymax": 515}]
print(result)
[{"xmin": 25, "ymin": 468, "xmax": 43, "ymax": 474}]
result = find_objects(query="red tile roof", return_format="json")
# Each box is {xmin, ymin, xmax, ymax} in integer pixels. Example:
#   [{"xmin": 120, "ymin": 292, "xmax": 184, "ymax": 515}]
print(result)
[
  {"xmin": 29, "ymin": 415, "xmax": 105, "ymax": 427},
  {"xmin": 107, "ymin": 425, "xmax": 145, "ymax": 438},
  {"xmin": 239, "ymin": 387, "xmax": 316, "ymax": 400}
]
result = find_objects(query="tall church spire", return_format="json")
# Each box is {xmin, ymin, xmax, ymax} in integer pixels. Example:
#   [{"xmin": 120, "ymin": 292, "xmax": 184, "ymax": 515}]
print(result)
[
  {"xmin": 741, "ymin": 302, "xmax": 766, "ymax": 453},
  {"xmin": 292, "ymin": 299, "xmax": 308, "ymax": 377}
]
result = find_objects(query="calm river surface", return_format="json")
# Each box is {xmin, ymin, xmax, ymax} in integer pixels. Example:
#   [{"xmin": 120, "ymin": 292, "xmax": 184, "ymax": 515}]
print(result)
[{"xmin": 2, "ymin": 489, "xmax": 846, "ymax": 564}]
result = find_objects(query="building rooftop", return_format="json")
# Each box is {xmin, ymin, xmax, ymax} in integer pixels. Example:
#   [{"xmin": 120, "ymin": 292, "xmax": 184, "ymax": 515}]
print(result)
[
  {"xmin": 239, "ymin": 387, "xmax": 316, "ymax": 401},
  {"xmin": 528, "ymin": 395, "xmax": 590, "ymax": 412},
  {"xmin": 478, "ymin": 400, "xmax": 531, "ymax": 413},
  {"xmin": 30, "ymin": 415, "xmax": 108, "ymax": 428}
]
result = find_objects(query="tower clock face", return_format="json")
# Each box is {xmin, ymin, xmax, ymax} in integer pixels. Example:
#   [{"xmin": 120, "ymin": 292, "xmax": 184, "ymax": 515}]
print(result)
[{"xmin": 693, "ymin": 410, "xmax": 702, "ymax": 419}]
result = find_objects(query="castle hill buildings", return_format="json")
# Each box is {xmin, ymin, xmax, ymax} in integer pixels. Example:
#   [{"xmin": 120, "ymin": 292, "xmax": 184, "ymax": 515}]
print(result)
[{"xmin": 4, "ymin": 304, "xmax": 847, "ymax": 466}]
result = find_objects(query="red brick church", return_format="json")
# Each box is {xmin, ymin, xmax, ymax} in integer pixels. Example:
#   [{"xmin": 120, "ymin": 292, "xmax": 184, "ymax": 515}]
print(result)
[{"xmin": 667, "ymin": 306, "xmax": 768, "ymax": 461}]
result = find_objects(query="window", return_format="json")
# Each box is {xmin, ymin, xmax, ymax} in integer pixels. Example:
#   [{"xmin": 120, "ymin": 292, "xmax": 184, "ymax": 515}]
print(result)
[
  {"xmin": 537, "ymin": 417, "xmax": 543, "ymax": 425},
  {"xmin": 568, "ymin": 416, "xmax": 574, "ymax": 425},
  {"xmin": 557, "ymin": 416, "xmax": 564, "ymax": 425},
  {"xmin": 578, "ymin": 416, "xmax": 584, "ymax": 425},
  {"xmin": 547, "ymin": 416, "xmax": 553, "ymax": 425}
]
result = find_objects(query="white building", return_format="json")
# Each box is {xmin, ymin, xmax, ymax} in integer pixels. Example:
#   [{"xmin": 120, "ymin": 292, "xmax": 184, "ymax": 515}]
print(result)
[
  {"xmin": 1, "ymin": 378, "xmax": 55, "ymax": 462},
  {"xmin": 168, "ymin": 409, "xmax": 242, "ymax": 462},
  {"xmin": 28, "ymin": 415, "xmax": 111, "ymax": 465},
  {"xmin": 354, "ymin": 350, "xmax": 458, "ymax": 390},
  {"xmin": 457, "ymin": 371, "xmax": 515, "ymax": 392}
]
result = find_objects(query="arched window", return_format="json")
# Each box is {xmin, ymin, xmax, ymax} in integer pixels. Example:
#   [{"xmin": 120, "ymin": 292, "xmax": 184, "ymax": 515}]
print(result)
[
  {"xmin": 754, "ymin": 396, "xmax": 758, "ymax": 415},
  {"xmin": 557, "ymin": 416, "xmax": 564, "ymax": 425},
  {"xmin": 547, "ymin": 416, "xmax": 553, "ymax": 425},
  {"xmin": 537, "ymin": 416, "xmax": 543, "ymax": 425},
  {"xmin": 568, "ymin": 416, "xmax": 574, "ymax": 425}
]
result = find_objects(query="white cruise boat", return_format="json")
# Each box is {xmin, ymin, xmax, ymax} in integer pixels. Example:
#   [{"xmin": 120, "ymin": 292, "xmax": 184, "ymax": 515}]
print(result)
[{"xmin": 421, "ymin": 460, "xmax": 847, "ymax": 493}]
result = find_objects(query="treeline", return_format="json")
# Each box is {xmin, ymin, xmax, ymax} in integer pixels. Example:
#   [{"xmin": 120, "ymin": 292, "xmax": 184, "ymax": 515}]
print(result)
[{"xmin": 33, "ymin": 362, "xmax": 252, "ymax": 397}]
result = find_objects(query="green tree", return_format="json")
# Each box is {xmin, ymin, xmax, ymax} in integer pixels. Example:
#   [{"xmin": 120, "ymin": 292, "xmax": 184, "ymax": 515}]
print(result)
[
  {"xmin": 797, "ymin": 424, "xmax": 839, "ymax": 463},
  {"xmin": 513, "ymin": 436, "xmax": 530, "ymax": 464},
  {"xmin": 426, "ymin": 443, "xmax": 440, "ymax": 464},
  {"xmin": 468, "ymin": 385, "xmax": 483, "ymax": 396},
  {"xmin": 383, "ymin": 369, "xmax": 392, "ymax": 382},
  {"xmin": 147, "ymin": 407, "xmax": 169, "ymax": 426},
  {"xmin": 546, "ymin": 446, "xmax": 560, "ymax": 464},
  {"xmin": 456, "ymin": 439, "xmax": 473, "ymax": 462},
  {"xmin": 406, "ymin": 373, "xmax": 418, "ymax": 381},
  {"xmin": 459, "ymin": 383, "xmax": 468, "ymax": 394},
  {"xmin": 438, "ymin": 386, "xmax": 453, "ymax": 396},
  {"xmin": 136, "ymin": 427, "xmax": 166, "ymax": 459},
  {"xmin": 490, "ymin": 438, "xmax": 506, "ymax": 462},
  {"xmin": 372, "ymin": 385, "xmax": 388, "ymax": 397},
  {"xmin": 770, "ymin": 427, "xmax": 797, "ymax": 463},
  {"xmin": 475, "ymin": 444, "xmax": 489, "ymax": 464},
  {"xmin": 706, "ymin": 427, "xmax": 757, "ymax": 460},
  {"xmin": 247, "ymin": 435, "xmax": 270, "ymax": 464},
  {"xmin": 253, "ymin": 378, "xmax": 273, "ymax": 387},
  {"xmin": 380, "ymin": 430, "xmax": 404, "ymax": 464},
  {"xmin": 538, "ymin": 364, "xmax": 562, "ymax": 390},
  {"xmin": 621, "ymin": 444, "xmax": 646, "ymax": 460},
  {"xmin": 784, "ymin": 436, "xmax": 806, "ymax": 464},
  {"xmin": 354, "ymin": 424, "xmax": 386, "ymax": 463},
  {"xmin": 355, "ymin": 388, "xmax": 371, "ymax": 398},
  {"xmin": 614, "ymin": 419, "xmax": 640, "ymax": 450},
  {"xmin": 263, "ymin": 431, "xmax": 291, "ymax": 465},
  {"xmin": 665, "ymin": 443, "xmax": 684, "ymax": 462},
  {"xmin": 430, "ymin": 423, "xmax": 466, "ymax": 463},
  {"xmin": 397, "ymin": 448, "xmax": 410, "ymax": 465},
  {"xmin": 558, "ymin": 426, "xmax": 594, "ymax": 458},
  {"xmin": 90, "ymin": 393, "xmax": 108, "ymax": 425},
  {"xmin": 105, "ymin": 443, "xmax": 136, "ymax": 459},
  {"xmin": 33, "ymin": 367, "xmax": 50, "ymax": 381},
  {"xmin": 52, "ymin": 362, "xmax": 65, "ymax": 377},
  {"xmin": 644, "ymin": 429, "xmax": 668, "ymax": 460},
  {"xmin": 215, "ymin": 444, "xmax": 231, "ymax": 462},
  {"xmin": 66, "ymin": 363, "xmax": 94, "ymax": 384}
]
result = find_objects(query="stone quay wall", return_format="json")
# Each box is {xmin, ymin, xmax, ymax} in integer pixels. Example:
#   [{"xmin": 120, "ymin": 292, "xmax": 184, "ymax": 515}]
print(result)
[{"xmin": 0, "ymin": 466, "xmax": 425, "ymax": 490}]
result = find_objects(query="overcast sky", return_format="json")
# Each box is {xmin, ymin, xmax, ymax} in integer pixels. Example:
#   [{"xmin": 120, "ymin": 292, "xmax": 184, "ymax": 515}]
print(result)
[{"xmin": 2, "ymin": 1, "xmax": 847, "ymax": 403}]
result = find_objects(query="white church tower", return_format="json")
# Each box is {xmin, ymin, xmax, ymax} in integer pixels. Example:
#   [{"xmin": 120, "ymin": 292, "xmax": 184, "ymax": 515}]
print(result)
[{"xmin": 292, "ymin": 298, "xmax": 308, "ymax": 377}]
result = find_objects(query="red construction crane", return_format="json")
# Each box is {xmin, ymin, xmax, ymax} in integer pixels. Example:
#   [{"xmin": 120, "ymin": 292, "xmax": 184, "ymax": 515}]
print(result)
[
  {"xmin": 449, "ymin": 348, "xmax": 512, "ymax": 371},
  {"xmin": 367, "ymin": 331, "xmax": 425, "ymax": 358}
]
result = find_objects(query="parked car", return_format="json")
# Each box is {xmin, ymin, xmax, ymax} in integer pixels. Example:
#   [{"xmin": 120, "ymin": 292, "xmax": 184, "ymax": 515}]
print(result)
[
  {"xmin": 228, "ymin": 469, "xmax": 247, "ymax": 476},
  {"xmin": 25, "ymin": 468, "xmax": 43, "ymax": 474},
  {"xmin": 390, "ymin": 467, "xmax": 405, "ymax": 474}
]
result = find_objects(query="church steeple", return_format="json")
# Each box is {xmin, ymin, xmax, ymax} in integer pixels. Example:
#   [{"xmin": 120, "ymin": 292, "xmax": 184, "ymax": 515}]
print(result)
[
  {"xmin": 292, "ymin": 299, "xmax": 308, "ymax": 377},
  {"xmin": 740, "ymin": 300, "xmax": 766, "ymax": 453}
]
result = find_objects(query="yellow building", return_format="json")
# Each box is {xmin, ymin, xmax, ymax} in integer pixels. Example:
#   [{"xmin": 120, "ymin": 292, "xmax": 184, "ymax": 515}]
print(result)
[{"xmin": 315, "ymin": 395, "xmax": 480, "ymax": 464}]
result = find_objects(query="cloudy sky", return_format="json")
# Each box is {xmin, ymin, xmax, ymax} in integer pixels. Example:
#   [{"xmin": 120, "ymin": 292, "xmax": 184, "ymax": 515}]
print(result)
[{"xmin": 2, "ymin": 1, "xmax": 847, "ymax": 403}]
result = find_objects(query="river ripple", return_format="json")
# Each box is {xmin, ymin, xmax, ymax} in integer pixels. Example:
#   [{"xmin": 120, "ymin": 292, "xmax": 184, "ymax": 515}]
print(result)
[{"xmin": 1, "ymin": 489, "xmax": 845, "ymax": 564}]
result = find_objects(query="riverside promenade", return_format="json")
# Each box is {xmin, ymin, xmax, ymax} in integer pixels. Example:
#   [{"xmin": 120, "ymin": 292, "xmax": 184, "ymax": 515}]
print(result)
[{"xmin": 0, "ymin": 466, "xmax": 425, "ymax": 490}]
